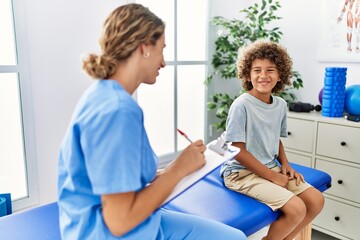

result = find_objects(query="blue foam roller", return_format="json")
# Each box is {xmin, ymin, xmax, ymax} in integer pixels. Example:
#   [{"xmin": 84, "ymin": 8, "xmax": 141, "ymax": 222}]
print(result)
[
  {"xmin": 324, "ymin": 77, "xmax": 333, "ymax": 85},
  {"xmin": 322, "ymin": 67, "xmax": 347, "ymax": 117}
]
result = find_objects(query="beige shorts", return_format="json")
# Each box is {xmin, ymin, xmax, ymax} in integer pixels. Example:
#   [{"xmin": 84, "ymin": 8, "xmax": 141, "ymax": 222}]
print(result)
[{"xmin": 223, "ymin": 166, "xmax": 312, "ymax": 211}]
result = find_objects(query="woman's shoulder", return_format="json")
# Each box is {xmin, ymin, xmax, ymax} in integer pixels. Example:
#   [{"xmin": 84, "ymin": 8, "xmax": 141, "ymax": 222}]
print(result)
[{"xmin": 78, "ymin": 80, "xmax": 141, "ymax": 120}]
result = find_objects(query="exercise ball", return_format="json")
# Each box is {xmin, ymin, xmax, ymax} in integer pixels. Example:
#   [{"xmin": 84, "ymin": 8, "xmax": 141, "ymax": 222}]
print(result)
[
  {"xmin": 318, "ymin": 87, "xmax": 324, "ymax": 105},
  {"xmin": 345, "ymin": 85, "xmax": 360, "ymax": 116}
]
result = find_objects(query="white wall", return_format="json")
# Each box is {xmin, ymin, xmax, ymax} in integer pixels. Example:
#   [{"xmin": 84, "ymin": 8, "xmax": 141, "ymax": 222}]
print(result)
[
  {"xmin": 209, "ymin": 0, "xmax": 360, "ymax": 105},
  {"xmin": 23, "ymin": 0, "xmax": 128, "ymax": 206}
]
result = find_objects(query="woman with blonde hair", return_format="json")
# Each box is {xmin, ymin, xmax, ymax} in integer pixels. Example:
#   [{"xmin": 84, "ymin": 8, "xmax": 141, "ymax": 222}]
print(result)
[{"xmin": 58, "ymin": 3, "xmax": 245, "ymax": 240}]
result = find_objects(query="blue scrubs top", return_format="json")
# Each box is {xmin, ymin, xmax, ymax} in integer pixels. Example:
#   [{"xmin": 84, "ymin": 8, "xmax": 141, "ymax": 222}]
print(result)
[{"xmin": 58, "ymin": 80, "xmax": 161, "ymax": 239}]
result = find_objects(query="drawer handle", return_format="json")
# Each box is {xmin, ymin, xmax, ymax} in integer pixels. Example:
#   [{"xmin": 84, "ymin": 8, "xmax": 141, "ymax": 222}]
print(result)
[
  {"xmin": 334, "ymin": 216, "xmax": 340, "ymax": 221},
  {"xmin": 340, "ymin": 141, "xmax": 346, "ymax": 146},
  {"xmin": 337, "ymin": 180, "xmax": 343, "ymax": 184},
  {"xmin": 287, "ymin": 131, "xmax": 291, "ymax": 136}
]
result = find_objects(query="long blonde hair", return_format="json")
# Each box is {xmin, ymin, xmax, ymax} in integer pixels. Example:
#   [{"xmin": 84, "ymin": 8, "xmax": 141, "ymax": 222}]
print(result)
[{"xmin": 82, "ymin": 3, "xmax": 165, "ymax": 79}]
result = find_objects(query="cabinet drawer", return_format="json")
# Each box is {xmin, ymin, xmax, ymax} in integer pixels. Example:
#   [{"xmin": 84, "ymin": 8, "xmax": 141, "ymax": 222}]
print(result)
[
  {"xmin": 313, "ymin": 197, "xmax": 360, "ymax": 240},
  {"xmin": 316, "ymin": 123, "xmax": 360, "ymax": 164},
  {"xmin": 286, "ymin": 151, "xmax": 312, "ymax": 167},
  {"xmin": 316, "ymin": 159, "xmax": 360, "ymax": 204},
  {"xmin": 282, "ymin": 118, "xmax": 315, "ymax": 153}
]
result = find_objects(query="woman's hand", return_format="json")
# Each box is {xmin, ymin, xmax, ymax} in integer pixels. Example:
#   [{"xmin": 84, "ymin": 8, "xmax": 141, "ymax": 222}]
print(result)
[
  {"xmin": 102, "ymin": 140, "xmax": 206, "ymax": 236},
  {"xmin": 166, "ymin": 140, "xmax": 206, "ymax": 178}
]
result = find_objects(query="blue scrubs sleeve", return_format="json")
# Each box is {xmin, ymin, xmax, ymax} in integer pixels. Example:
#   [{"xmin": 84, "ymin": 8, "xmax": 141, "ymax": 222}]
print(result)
[{"xmin": 81, "ymin": 108, "xmax": 143, "ymax": 195}]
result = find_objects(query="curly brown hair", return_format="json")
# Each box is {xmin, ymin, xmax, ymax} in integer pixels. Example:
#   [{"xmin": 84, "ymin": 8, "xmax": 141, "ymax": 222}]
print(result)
[
  {"xmin": 82, "ymin": 4, "xmax": 165, "ymax": 79},
  {"xmin": 237, "ymin": 40, "xmax": 293, "ymax": 93}
]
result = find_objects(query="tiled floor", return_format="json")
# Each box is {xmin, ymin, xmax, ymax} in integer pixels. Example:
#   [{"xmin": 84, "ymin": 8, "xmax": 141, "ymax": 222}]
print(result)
[{"xmin": 312, "ymin": 230, "xmax": 340, "ymax": 240}]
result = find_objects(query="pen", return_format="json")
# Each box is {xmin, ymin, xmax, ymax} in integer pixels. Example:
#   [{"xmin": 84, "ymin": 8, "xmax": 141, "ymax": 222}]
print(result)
[{"xmin": 177, "ymin": 128, "xmax": 193, "ymax": 143}]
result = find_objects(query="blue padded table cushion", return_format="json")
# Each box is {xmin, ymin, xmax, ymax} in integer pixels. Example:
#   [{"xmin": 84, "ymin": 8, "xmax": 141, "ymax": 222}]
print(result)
[
  {"xmin": 0, "ymin": 202, "xmax": 60, "ymax": 240},
  {"xmin": 163, "ymin": 163, "xmax": 332, "ymax": 236},
  {"xmin": 0, "ymin": 164, "xmax": 330, "ymax": 239}
]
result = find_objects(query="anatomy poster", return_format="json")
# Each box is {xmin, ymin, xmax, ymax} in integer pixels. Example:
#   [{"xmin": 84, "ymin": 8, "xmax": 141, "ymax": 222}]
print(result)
[{"xmin": 317, "ymin": 0, "xmax": 360, "ymax": 62}]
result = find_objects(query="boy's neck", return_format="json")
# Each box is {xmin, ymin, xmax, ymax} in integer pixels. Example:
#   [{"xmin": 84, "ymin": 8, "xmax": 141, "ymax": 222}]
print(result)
[{"xmin": 248, "ymin": 90, "xmax": 273, "ymax": 104}]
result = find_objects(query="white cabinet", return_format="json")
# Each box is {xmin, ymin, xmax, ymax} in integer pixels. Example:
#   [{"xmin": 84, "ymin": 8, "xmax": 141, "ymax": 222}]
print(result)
[
  {"xmin": 282, "ymin": 112, "xmax": 360, "ymax": 240},
  {"xmin": 283, "ymin": 117, "xmax": 315, "ymax": 153},
  {"xmin": 316, "ymin": 123, "xmax": 360, "ymax": 165},
  {"xmin": 285, "ymin": 151, "xmax": 312, "ymax": 167}
]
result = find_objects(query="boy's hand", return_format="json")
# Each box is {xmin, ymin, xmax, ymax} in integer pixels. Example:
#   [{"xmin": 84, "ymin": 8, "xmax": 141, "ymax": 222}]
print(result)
[
  {"xmin": 272, "ymin": 172, "xmax": 289, "ymax": 188},
  {"xmin": 281, "ymin": 163, "xmax": 305, "ymax": 186}
]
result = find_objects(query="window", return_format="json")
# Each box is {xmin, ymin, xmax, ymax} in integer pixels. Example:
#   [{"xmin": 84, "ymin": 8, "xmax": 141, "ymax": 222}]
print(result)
[
  {"xmin": 0, "ymin": 0, "xmax": 38, "ymax": 210},
  {"xmin": 136, "ymin": 0, "xmax": 208, "ymax": 166}
]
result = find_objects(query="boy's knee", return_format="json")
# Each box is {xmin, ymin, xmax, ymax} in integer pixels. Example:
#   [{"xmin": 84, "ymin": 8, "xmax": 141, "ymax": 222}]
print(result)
[
  {"xmin": 283, "ymin": 196, "xmax": 306, "ymax": 222},
  {"xmin": 293, "ymin": 198, "xmax": 306, "ymax": 221},
  {"xmin": 308, "ymin": 190, "xmax": 325, "ymax": 214}
]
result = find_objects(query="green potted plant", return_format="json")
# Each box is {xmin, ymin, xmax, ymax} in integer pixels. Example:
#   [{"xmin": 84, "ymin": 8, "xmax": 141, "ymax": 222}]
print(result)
[{"xmin": 206, "ymin": 0, "xmax": 303, "ymax": 131}]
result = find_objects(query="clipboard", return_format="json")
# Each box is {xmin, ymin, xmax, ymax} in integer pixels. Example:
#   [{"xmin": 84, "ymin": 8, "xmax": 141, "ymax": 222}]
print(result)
[{"xmin": 162, "ymin": 141, "xmax": 240, "ymax": 205}]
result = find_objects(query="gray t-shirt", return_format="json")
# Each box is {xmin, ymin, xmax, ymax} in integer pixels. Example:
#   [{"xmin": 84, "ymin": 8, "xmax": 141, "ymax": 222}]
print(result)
[{"xmin": 220, "ymin": 93, "xmax": 288, "ymax": 177}]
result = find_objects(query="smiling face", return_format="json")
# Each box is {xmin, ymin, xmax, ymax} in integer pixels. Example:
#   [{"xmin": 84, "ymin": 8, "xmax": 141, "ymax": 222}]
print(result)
[
  {"xmin": 248, "ymin": 58, "xmax": 280, "ymax": 103},
  {"xmin": 142, "ymin": 34, "xmax": 166, "ymax": 85}
]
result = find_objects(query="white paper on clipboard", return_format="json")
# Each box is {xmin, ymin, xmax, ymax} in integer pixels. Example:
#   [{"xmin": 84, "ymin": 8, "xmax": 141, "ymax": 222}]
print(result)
[{"xmin": 162, "ymin": 143, "xmax": 240, "ymax": 205}]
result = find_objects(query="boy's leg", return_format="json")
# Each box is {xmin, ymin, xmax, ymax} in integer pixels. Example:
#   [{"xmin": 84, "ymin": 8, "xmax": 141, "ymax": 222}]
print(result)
[
  {"xmin": 283, "ymin": 187, "xmax": 324, "ymax": 240},
  {"xmin": 224, "ymin": 168, "xmax": 308, "ymax": 240},
  {"xmin": 264, "ymin": 196, "xmax": 306, "ymax": 240},
  {"xmin": 159, "ymin": 209, "xmax": 246, "ymax": 240}
]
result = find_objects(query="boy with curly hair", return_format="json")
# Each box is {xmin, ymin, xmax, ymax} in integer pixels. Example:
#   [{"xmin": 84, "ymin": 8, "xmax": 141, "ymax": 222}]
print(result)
[{"xmin": 220, "ymin": 40, "xmax": 324, "ymax": 240}]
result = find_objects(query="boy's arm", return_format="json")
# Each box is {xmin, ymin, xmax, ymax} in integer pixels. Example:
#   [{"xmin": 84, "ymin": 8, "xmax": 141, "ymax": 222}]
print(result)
[
  {"xmin": 277, "ymin": 140, "xmax": 304, "ymax": 185},
  {"xmin": 277, "ymin": 140, "xmax": 291, "ymax": 167},
  {"xmin": 232, "ymin": 142, "xmax": 289, "ymax": 188}
]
